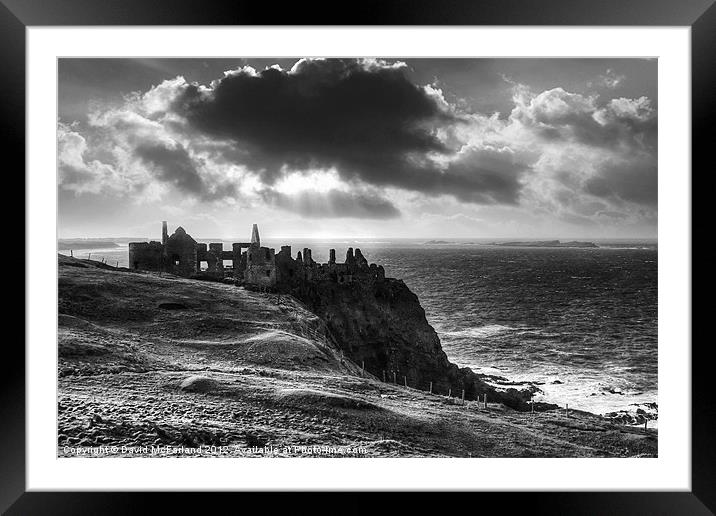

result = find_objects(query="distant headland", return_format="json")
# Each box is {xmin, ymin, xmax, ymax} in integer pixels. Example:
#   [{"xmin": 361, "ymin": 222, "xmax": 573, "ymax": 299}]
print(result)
[
  {"xmin": 492, "ymin": 240, "xmax": 598, "ymax": 248},
  {"xmin": 422, "ymin": 239, "xmax": 599, "ymax": 248},
  {"xmin": 423, "ymin": 239, "xmax": 454, "ymax": 245},
  {"xmin": 58, "ymin": 239, "xmax": 121, "ymax": 251}
]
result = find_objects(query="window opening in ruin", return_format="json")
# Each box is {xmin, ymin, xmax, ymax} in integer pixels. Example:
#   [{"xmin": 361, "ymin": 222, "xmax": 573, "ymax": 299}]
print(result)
[{"xmin": 172, "ymin": 254, "xmax": 181, "ymax": 266}]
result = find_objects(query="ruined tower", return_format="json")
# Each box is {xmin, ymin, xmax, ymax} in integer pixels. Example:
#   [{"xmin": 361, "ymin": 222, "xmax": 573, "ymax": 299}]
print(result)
[
  {"xmin": 244, "ymin": 223, "xmax": 276, "ymax": 287},
  {"xmin": 165, "ymin": 226, "xmax": 198, "ymax": 277},
  {"xmin": 251, "ymin": 224, "xmax": 260, "ymax": 246}
]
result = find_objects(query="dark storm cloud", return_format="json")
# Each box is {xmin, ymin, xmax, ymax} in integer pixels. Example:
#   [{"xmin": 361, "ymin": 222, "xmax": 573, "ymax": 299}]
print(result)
[
  {"xmin": 439, "ymin": 147, "xmax": 527, "ymax": 204},
  {"xmin": 584, "ymin": 157, "xmax": 657, "ymax": 206},
  {"xmin": 264, "ymin": 188, "xmax": 400, "ymax": 219},
  {"xmin": 171, "ymin": 59, "xmax": 528, "ymax": 204},
  {"xmin": 134, "ymin": 142, "xmax": 238, "ymax": 201},
  {"xmin": 135, "ymin": 143, "xmax": 205, "ymax": 194}
]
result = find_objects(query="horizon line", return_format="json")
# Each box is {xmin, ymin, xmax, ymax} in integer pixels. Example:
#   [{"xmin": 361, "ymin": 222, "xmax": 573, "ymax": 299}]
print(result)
[{"xmin": 57, "ymin": 235, "xmax": 659, "ymax": 241}]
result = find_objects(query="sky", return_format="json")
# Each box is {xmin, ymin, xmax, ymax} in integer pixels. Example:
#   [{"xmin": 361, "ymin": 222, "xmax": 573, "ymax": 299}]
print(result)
[{"xmin": 58, "ymin": 58, "xmax": 657, "ymax": 240}]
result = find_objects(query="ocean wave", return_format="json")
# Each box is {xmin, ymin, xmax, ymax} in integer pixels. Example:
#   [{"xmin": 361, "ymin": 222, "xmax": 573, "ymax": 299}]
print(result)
[
  {"xmin": 440, "ymin": 324, "xmax": 514, "ymax": 339},
  {"xmin": 386, "ymin": 244, "xmax": 657, "ymax": 417},
  {"xmin": 468, "ymin": 365, "xmax": 657, "ymax": 419}
]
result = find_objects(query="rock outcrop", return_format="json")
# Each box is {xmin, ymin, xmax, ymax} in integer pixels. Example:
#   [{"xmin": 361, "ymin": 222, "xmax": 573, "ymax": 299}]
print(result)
[{"xmin": 281, "ymin": 275, "xmax": 542, "ymax": 411}]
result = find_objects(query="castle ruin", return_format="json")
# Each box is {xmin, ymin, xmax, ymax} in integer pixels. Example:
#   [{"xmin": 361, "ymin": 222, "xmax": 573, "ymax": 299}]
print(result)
[{"xmin": 128, "ymin": 222, "xmax": 385, "ymax": 289}]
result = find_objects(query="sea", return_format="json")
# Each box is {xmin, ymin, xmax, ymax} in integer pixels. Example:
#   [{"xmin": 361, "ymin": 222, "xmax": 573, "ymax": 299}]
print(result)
[{"xmin": 59, "ymin": 238, "xmax": 658, "ymax": 423}]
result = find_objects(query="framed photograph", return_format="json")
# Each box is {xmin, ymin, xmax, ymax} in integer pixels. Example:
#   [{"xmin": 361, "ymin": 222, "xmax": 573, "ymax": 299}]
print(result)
[{"xmin": 8, "ymin": 0, "xmax": 714, "ymax": 512}]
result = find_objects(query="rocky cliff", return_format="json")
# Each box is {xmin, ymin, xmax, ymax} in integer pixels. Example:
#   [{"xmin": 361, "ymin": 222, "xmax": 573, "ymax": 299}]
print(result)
[{"xmin": 280, "ymin": 276, "xmax": 545, "ymax": 411}]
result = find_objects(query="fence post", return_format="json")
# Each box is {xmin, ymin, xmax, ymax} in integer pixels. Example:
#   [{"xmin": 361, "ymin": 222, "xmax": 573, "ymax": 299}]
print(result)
[
  {"xmin": 484, "ymin": 394, "xmax": 488, "ymax": 409},
  {"xmin": 404, "ymin": 376, "xmax": 407, "ymax": 388},
  {"xmin": 393, "ymin": 371, "xmax": 397, "ymax": 384},
  {"xmin": 383, "ymin": 370, "xmax": 386, "ymax": 383},
  {"xmin": 361, "ymin": 361, "xmax": 364, "ymax": 375},
  {"xmin": 429, "ymin": 381, "xmax": 433, "ymax": 394},
  {"xmin": 461, "ymin": 389, "xmax": 465, "ymax": 404},
  {"xmin": 565, "ymin": 404, "xmax": 569, "ymax": 418},
  {"xmin": 448, "ymin": 388, "xmax": 451, "ymax": 398},
  {"xmin": 70, "ymin": 250, "xmax": 73, "ymax": 257},
  {"xmin": 88, "ymin": 253, "xmax": 92, "ymax": 260}
]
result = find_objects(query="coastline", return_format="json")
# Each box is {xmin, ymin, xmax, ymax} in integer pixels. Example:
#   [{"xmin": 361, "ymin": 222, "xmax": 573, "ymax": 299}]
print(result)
[
  {"xmin": 57, "ymin": 254, "xmax": 657, "ymax": 457},
  {"xmin": 55, "ymin": 243, "xmax": 658, "ymax": 425},
  {"xmin": 473, "ymin": 370, "xmax": 658, "ymax": 429}
]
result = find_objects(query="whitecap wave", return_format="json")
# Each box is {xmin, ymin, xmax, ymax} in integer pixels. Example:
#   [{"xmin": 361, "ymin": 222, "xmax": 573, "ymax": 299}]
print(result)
[{"xmin": 440, "ymin": 324, "xmax": 514, "ymax": 339}]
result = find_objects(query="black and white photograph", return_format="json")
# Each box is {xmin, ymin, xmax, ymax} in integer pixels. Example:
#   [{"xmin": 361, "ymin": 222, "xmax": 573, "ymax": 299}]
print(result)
[{"xmin": 56, "ymin": 57, "xmax": 658, "ymax": 459}]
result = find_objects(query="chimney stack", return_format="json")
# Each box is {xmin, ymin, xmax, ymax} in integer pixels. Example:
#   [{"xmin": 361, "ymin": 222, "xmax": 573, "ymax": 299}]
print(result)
[{"xmin": 251, "ymin": 224, "xmax": 260, "ymax": 246}]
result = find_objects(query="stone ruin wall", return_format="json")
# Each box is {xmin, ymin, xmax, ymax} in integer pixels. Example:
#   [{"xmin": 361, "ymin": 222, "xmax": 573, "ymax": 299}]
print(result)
[
  {"xmin": 128, "ymin": 222, "xmax": 386, "ymax": 291},
  {"xmin": 196, "ymin": 242, "xmax": 251, "ymax": 277},
  {"xmin": 128, "ymin": 241, "xmax": 163, "ymax": 271},
  {"xmin": 273, "ymin": 245, "xmax": 386, "ymax": 289},
  {"xmin": 245, "ymin": 245, "xmax": 277, "ymax": 287},
  {"xmin": 164, "ymin": 228, "xmax": 199, "ymax": 278}
]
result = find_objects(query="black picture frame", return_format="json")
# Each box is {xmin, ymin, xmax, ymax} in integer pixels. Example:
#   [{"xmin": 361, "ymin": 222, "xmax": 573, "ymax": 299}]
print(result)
[{"xmin": 5, "ymin": 0, "xmax": 714, "ymax": 513}]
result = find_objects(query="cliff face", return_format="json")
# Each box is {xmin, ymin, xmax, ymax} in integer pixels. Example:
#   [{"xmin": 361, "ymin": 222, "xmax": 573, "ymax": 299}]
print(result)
[{"xmin": 283, "ymin": 277, "xmax": 540, "ymax": 410}]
